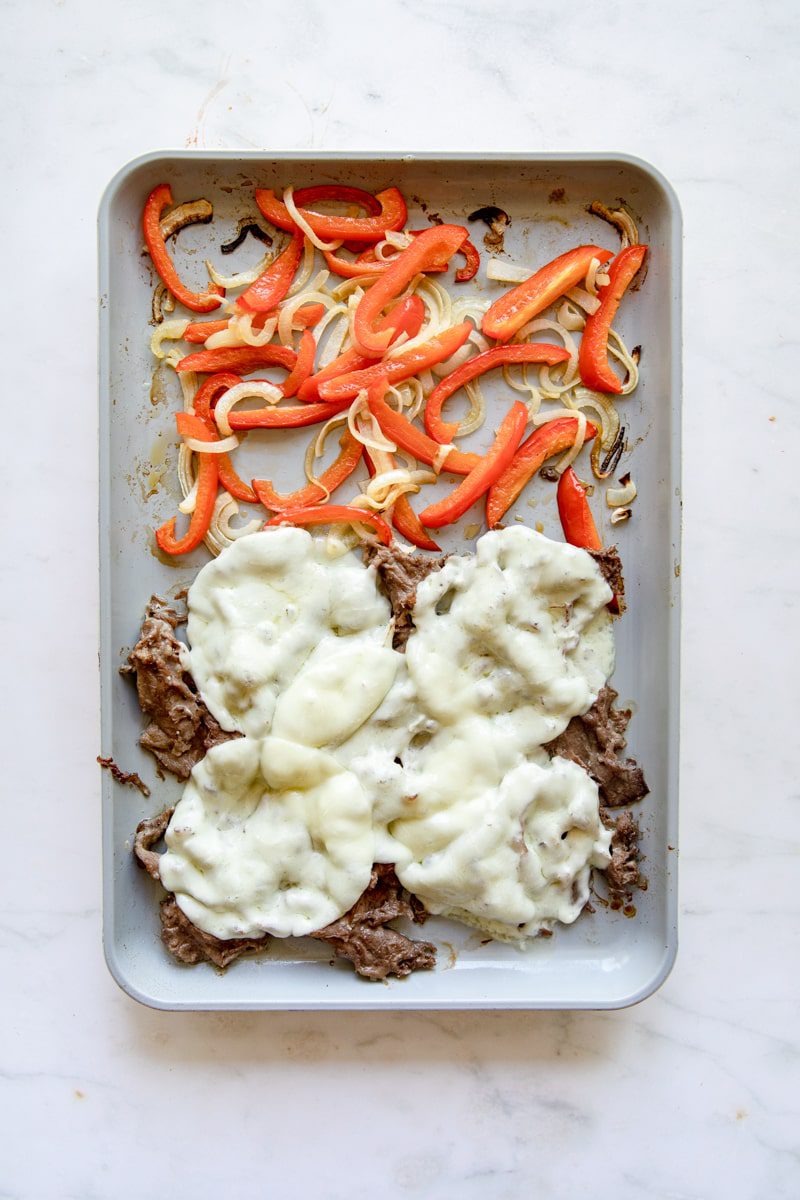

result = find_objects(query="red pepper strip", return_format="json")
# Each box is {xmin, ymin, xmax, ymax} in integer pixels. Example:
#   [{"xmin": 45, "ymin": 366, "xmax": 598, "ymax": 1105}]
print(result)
[
  {"xmin": 482, "ymin": 245, "xmax": 614, "ymax": 343},
  {"xmin": 486, "ymin": 417, "xmax": 598, "ymax": 527},
  {"xmin": 392, "ymin": 494, "xmax": 442, "ymax": 552},
  {"xmin": 578, "ymin": 244, "xmax": 648, "ymax": 394},
  {"xmin": 253, "ymin": 431, "xmax": 362, "ymax": 511},
  {"xmin": 425, "ymin": 343, "xmax": 571, "ymax": 443},
  {"xmin": 455, "ymin": 237, "xmax": 480, "ymax": 283},
  {"xmin": 266, "ymin": 504, "xmax": 392, "ymax": 545},
  {"xmin": 175, "ymin": 410, "xmax": 215, "ymax": 440},
  {"xmin": 319, "ymin": 321, "xmax": 473, "ymax": 403},
  {"xmin": 255, "ymin": 186, "xmax": 407, "ymax": 243},
  {"xmin": 143, "ymin": 185, "xmax": 224, "ymax": 314},
  {"xmin": 419, "ymin": 402, "xmax": 528, "ymax": 529},
  {"xmin": 557, "ymin": 467, "xmax": 602, "ymax": 551},
  {"xmin": 176, "ymin": 344, "xmax": 297, "ymax": 376},
  {"xmin": 282, "ymin": 331, "xmax": 317, "ymax": 398},
  {"xmin": 297, "ymin": 296, "xmax": 425, "ymax": 401},
  {"xmin": 156, "ymin": 419, "xmax": 219, "ymax": 555},
  {"xmin": 191, "ymin": 372, "xmax": 242, "ymax": 423},
  {"xmin": 322, "ymin": 248, "xmax": 391, "ymax": 279},
  {"xmin": 292, "ymin": 185, "xmax": 384, "ymax": 214},
  {"xmin": 228, "ymin": 400, "xmax": 348, "ymax": 431},
  {"xmin": 188, "ymin": 374, "xmax": 257, "ymax": 503},
  {"xmin": 366, "ymin": 380, "xmax": 480, "ymax": 476},
  {"xmin": 237, "ymin": 229, "xmax": 304, "ymax": 314},
  {"xmin": 183, "ymin": 302, "xmax": 325, "ymax": 344},
  {"xmin": 353, "ymin": 225, "xmax": 469, "ymax": 355}
]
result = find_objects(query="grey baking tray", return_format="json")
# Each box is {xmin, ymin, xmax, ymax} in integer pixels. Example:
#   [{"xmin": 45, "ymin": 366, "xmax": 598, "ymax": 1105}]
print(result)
[{"xmin": 99, "ymin": 151, "xmax": 681, "ymax": 1011}]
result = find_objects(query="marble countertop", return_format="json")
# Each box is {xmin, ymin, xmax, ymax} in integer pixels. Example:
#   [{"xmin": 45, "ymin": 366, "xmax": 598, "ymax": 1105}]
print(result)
[{"xmin": 2, "ymin": 1, "xmax": 798, "ymax": 1196}]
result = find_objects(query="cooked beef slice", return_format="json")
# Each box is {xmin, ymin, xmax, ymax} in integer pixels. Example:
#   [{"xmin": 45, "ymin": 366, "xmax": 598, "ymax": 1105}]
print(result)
[
  {"xmin": 590, "ymin": 546, "xmax": 626, "ymax": 614},
  {"xmin": 133, "ymin": 807, "xmax": 174, "ymax": 880},
  {"xmin": 362, "ymin": 542, "xmax": 447, "ymax": 650},
  {"xmin": 133, "ymin": 814, "xmax": 435, "ymax": 980},
  {"xmin": 160, "ymin": 897, "xmax": 269, "ymax": 969},
  {"xmin": 122, "ymin": 597, "xmax": 237, "ymax": 780},
  {"xmin": 97, "ymin": 755, "xmax": 150, "ymax": 797},
  {"xmin": 313, "ymin": 864, "xmax": 437, "ymax": 980},
  {"xmin": 602, "ymin": 809, "xmax": 642, "ymax": 902},
  {"xmin": 545, "ymin": 685, "xmax": 648, "ymax": 808}
]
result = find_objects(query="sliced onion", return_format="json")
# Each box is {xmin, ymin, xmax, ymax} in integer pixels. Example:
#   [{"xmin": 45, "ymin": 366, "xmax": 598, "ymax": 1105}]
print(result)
[
  {"xmin": 607, "ymin": 328, "xmax": 639, "ymax": 394},
  {"xmin": 214, "ymin": 381, "xmax": 282, "ymax": 435},
  {"xmin": 432, "ymin": 442, "xmax": 455, "ymax": 473},
  {"xmin": 565, "ymin": 286, "xmax": 601, "ymax": 315},
  {"xmin": 183, "ymin": 433, "xmax": 240, "ymax": 454},
  {"xmin": 606, "ymin": 477, "xmax": 637, "ymax": 507},
  {"xmin": 277, "ymin": 284, "xmax": 332, "ymax": 346},
  {"xmin": 486, "ymin": 258, "xmax": 531, "ymax": 284},
  {"xmin": 553, "ymin": 409, "xmax": 587, "ymax": 475},
  {"xmin": 178, "ymin": 475, "xmax": 199, "ymax": 515},
  {"xmin": 610, "ymin": 506, "xmax": 632, "ymax": 525},
  {"xmin": 283, "ymin": 187, "xmax": 343, "ymax": 252},
  {"xmin": 316, "ymin": 307, "xmax": 350, "ymax": 368},
  {"xmin": 557, "ymin": 300, "xmax": 585, "ymax": 331},
  {"xmin": 150, "ymin": 319, "xmax": 189, "ymax": 359},
  {"xmin": 585, "ymin": 257, "xmax": 604, "ymax": 296},
  {"xmin": 347, "ymin": 392, "xmax": 397, "ymax": 454},
  {"xmin": 239, "ymin": 314, "xmax": 278, "ymax": 347},
  {"xmin": 313, "ymin": 412, "xmax": 348, "ymax": 458},
  {"xmin": 205, "ymin": 250, "xmax": 273, "ymax": 290},
  {"xmin": 205, "ymin": 494, "xmax": 262, "ymax": 557},
  {"xmin": 515, "ymin": 317, "xmax": 579, "ymax": 398},
  {"xmin": 159, "ymin": 199, "xmax": 213, "ymax": 241},
  {"xmin": 456, "ymin": 378, "xmax": 488, "ymax": 437},
  {"xmin": 287, "ymin": 237, "xmax": 317, "ymax": 297},
  {"xmin": 383, "ymin": 230, "xmax": 413, "ymax": 251}
]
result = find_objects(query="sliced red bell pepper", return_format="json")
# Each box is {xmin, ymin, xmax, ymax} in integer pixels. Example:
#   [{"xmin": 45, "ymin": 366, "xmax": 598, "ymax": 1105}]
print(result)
[
  {"xmin": 578, "ymin": 244, "xmax": 647, "ymax": 394},
  {"xmin": 419, "ymin": 402, "xmax": 528, "ymax": 529},
  {"xmin": 482, "ymin": 245, "xmax": 614, "ymax": 342},
  {"xmin": 454, "ymin": 237, "xmax": 480, "ymax": 283},
  {"xmin": 392, "ymin": 494, "xmax": 442, "ymax": 552},
  {"xmin": 557, "ymin": 467, "xmax": 602, "ymax": 551},
  {"xmin": 191, "ymin": 372, "xmax": 242, "ymax": 423},
  {"xmin": 266, "ymin": 504, "xmax": 392, "ymax": 545},
  {"xmin": 255, "ymin": 186, "xmax": 407, "ymax": 243},
  {"xmin": 183, "ymin": 302, "xmax": 325, "ymax": 344},
  {"xmin": 486, "ymin": 416, "xmax": 598, "ymax": 527},
  {"xmin": 188, "ymin": 374, "xmax": 258, "ymax": 504},
  {"xmin": 319, "ymin": 322, "xmax": 473, "ymax": 403},
  {"xmin": 143, "ymin": 184, "xmax": 224, "ymax": 314},
  {"xmin": 253, "ymin": 430, "xmax": 362, "ymax": 510},
  {"xmin": 237, "ymin": 229, "xmax": 304, "ymax": 314},
  {"xmin": 282, "ymin": 330, "xmax": 317, "ymax": 398},
  {"xmin": 352, "ymin": 225, "xmax": 469, "ymax": 355},
  {"xmin": 424, "ymin": 342, "xmax": 571, "ymax": 443},
  {"xmin": 291, "ymin": 185, "xmax": 383, "ymax": 214},
  {"xmin": 366, "ymin": 380, "xmax": 480, "ymax": 476},
  {"xmin": 322, "ymin": 248, "xmax": 389, "ymax": 279},
  {"xmin": 156, "ymin": 418, "xmax": 219, "ymax": 555},
  {"xmin": 228, "ymin": 400, "xmax": 348, "ymax": 431},
  {"xmin": 297, "ymin": 296, "xmax": 425, "ymax": 401},
  {"xmin": 176, "ymin": 344, "xmax": 297, "ymax": 376}
]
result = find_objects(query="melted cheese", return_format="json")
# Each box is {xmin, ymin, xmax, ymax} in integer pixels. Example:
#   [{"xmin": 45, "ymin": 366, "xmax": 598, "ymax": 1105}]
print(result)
[
  {"xmin": 159, "ymin": 736, "xmax": 374, "ymax": 939},
  {"xmin": 163, "ymin": 526, "xmax": 617, "ymax": 943}
]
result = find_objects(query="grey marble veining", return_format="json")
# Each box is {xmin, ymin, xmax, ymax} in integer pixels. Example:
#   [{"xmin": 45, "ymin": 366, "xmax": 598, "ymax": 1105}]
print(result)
[{"xmin": 1, "ymin": 0, "xmax": 799, "ymax": 1197}]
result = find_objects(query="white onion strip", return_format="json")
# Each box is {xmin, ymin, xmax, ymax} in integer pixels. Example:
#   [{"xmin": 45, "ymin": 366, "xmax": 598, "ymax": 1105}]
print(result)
[
  {"xmin": 150, "ymin": 320, "xmax": 189, "ymax": 359},
  {"xmin": 283, "ymin": 187, "xmax": 343, "ymax": 252},
  {"xmin": 287, "ymin": 237, "xmax": 316, "ymax": 297},
  {"xmin": 205, "ymin": 251, "xmax": 273, "ymax": 290},
  {"xmin": 183, "ymin": 434, "xmax": 240, "ymax": 454},
  {"xmin": 486, "ymin": 258, "xmax": 531, "ymax": 284},
  {"xmin": 214, "ymin": 381, "xmax": 282, "ymax": 435}
]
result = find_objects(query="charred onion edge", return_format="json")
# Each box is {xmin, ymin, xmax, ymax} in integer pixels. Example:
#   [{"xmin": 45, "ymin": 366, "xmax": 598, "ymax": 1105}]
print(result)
[
  {"xmin": 468, "ymin": 205, "xmax": 510, "ymax": 228},
  {"xmin": 159, "ymin": 198, "xmax": 214, "ymax": 242},
  {"xmin": 593, "ymin": 426, "xmax": 626, "ymax": 481},
  {"xmin": 220, "ymin": 220, "xmax": 274, "ymax": 255}
]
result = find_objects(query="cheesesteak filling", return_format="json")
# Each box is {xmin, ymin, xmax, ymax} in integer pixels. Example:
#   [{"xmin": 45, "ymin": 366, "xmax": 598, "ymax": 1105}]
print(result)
[{"xmin": 125, "ymin": 528, "xmax": 646, "ymax": 979}]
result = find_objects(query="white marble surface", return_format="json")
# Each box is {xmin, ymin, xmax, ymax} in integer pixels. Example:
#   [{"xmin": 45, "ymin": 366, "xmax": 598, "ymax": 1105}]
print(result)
[{"xmin": 2, "ymin": 1, "xmax": 798, "ymax": 1196}]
